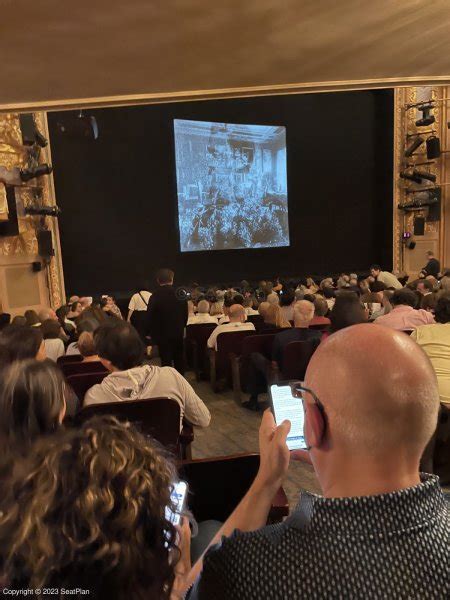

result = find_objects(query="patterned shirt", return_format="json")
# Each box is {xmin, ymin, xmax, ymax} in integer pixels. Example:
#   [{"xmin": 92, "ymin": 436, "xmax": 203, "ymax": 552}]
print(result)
[{"xmin": 190, "ymin": 475, "xmax": 449, "ymax": 599}]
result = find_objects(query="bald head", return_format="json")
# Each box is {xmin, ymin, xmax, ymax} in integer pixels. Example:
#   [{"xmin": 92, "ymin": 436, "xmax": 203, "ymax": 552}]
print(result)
[
  {"xmin": 258, "ymin": 302, "xmax": 270, "ymax": 317},
  {"xmin": 305, "ymin": 324, "xmax": 439, "ymax": 459},
  {"xmin": 197, "ymin": 299, "xmax": 210, "ymax": 314},
  {"xmin": 229, "ymin": 304, "xmax": 246, "ymax": 323},
  {"xmin": 294, "ymin": 300, "xmax": 315, "ymax": 327}
]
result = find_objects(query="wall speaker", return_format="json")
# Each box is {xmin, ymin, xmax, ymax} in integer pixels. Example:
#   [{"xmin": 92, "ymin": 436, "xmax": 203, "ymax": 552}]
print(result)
[
  {"xmin": 413, "ymin": 217, "xmax": 425, "ymax": 236},
  {"xmin": 32, "ymin": 261, "xmax": 42, "ymax": 272},
  {"xmin": 37, "ymin": 229, "xmax": 54, "ymax": 258},
  {"xmin": 19, "ymin": 113, "xmax": 37, "ymax": 146}
]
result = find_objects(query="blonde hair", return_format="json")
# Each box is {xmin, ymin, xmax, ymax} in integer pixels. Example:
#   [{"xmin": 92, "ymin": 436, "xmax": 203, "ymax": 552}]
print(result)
[{"xmin": 265, "ymin": 304, "xmax": 291, "ymax": 328}]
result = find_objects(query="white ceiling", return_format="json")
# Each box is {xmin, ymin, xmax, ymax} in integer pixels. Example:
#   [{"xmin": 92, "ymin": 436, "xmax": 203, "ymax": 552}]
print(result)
[{"xmin": 1, "ymin": 0, "xmax": 450, "ymax": 111}]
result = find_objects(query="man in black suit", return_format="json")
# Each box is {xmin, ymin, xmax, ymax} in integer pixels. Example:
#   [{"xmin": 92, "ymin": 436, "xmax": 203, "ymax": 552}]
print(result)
[
  {"xmin": 146, "ymin": 268, "xmax": 188, "ymax": 374},
  {"xmin": 420, "ymin": 250, "xmax": 440, "ymax": 278}
]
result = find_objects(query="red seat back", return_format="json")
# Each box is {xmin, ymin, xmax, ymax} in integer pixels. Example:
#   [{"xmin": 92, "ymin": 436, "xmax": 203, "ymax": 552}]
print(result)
[
  {"xmin": 216, "ymin": 330, "xmax": 254, "ymax": 382},
  {"xmin": 61, "ymin": 360, "xmax": 108, "ymax": 377},
  {"xmin": 281, "ymin": 340, "xmax": 317, "ymax": 380},
  {"xmin": 57, "ymin": 354, "xmax": 82, "ymax": 365},
  {"xmin": 185, "ymin": 323, "xmax": 217, "ymax": 371},
  {"xmin": 67, "ymin": 372, "xmax": 108, "ymax": 403},
  {"xmin": 78, "ymin": 397, "xmax": 181, "ymax": 451},
  {"xmin": 247, "ymin": 314, "xmax": 264, "ymax": 330},
  {"xmin": 239, "ymin": 333, "xmax": 276, "ymax": 392}
]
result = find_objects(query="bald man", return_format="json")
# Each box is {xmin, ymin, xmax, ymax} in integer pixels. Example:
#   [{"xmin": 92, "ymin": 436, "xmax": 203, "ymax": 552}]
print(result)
[
  {"xmin": 188, "ymin": 325, "xmax": 448, "ymax": 599},
  {"xmin": 206, "ymin": 304, "xmax": 255, "ymax": 351}
]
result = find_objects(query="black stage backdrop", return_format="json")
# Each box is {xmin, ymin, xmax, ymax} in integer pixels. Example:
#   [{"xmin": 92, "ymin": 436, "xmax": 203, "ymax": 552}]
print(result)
[{"xmin": 48, "ymin": 90, "xmax": 393, "ymax": 296}]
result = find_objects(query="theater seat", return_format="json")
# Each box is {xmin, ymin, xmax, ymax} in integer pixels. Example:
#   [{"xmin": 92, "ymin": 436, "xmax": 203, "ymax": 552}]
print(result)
[
  {"xmin": 57, "ymin": 354, "xmax": 83, "ymax": 365},
  {"xmin": 60, "ymin": 360, "xmax": 108, "ymax": 378},
  {"xmin": 180, "ymin": 453, "xmax": 289, "ymax": 524},
  {"xmin": 67, "ymin": 371, "xmax": 108, "ymax": 404},
  {"xmin": 78, "ymin": 397, "xmax": 193, "ymax": 459},
  {"xmin": 185, "ymin": 323, "xmax": 217, "ymax": 381},
  {"xmin": 231, "ymin": 333, "xmax": 276, "ymax": 405},
  {"xmin": 210, "ymin": 330, "xmax": 254, "ymax": 392},
  {"xmin": 281, "ymin": 340, "xmax": 317, "ymax": 380}
]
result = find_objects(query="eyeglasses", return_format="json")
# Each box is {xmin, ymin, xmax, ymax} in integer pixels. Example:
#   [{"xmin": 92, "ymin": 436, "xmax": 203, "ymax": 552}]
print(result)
[{"xmin": 289, "ymin": 382, "xmax": 325, "ymax": 415}]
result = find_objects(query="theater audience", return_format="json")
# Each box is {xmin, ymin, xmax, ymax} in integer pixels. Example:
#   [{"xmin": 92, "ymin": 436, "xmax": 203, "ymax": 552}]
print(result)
[
  {"xmin": 186, "ymin": 325, "xmax": 447, "ymax": 599},
  {"xmin": 66, "ymin": 317, "xmax": 100, "ymax": 355},
  {"xmin": 0, "ymin": 416, "xmax": 191, "ymax": 599},
  {"xmin": 207, "ymin": 304, "xmax": 255, "ymax": 351},
  {"xmin": 79, "ymin": 296, "xmax": 92, "ymax": 310},
  {"xmin": 77, "ymin": 329, "xmax": 101, "ymax": 362},
  {"xmin": 420, "ymin": 250, "xmax": 440, "ymax": 278},
  {"xmin": 147, "ymin": 268, "xmax": 188, "ymax": 374},
  {"xmin": 84, "ymin": 321, "xmax": 210, "ymax": 430},
  {"xmin": 243, "ymin": 296, "xmax": 259, "ymax": 316},
  {"xmin": 370, "ymin": 264, "xmax": 402, "ymax": 289},
  {"xmin": 218, "ymin": 296, "xmax": 235, "ymax": 324},
  {"xmin": 330, "ymin": 292, "xmax": 368, "ymax": 332},
  {"xmin": 411, "ymin": 295, "xmax": 450, "ymax": 405},
  {"xmin": 322, "ymin": 285, "xmax": 336, "ymax": 311},
  {"xmin": 188, "ymin": 299, "xmax": 218, "ymax": 325},
  {"xmin": 266, "ymin": 291, "xmax": 279, "ymax": 306},
  {"xmin": 100, "ymin": 295, "xmax": 123, "ymax": 319},
  {"xmin": 55, "ymin": 304, "xmax": 76, "ymax": 336},
  {"xmin": 375, "ymin": 288, "xmax": 434, "ymax": 330},
  {"xmin": 0, "ymin": 324, "xmax": 46, "ymax": 366},
  {"xmin": 209, "ymin": 299, "xmax": 224, "ymax": 319},
  {"xmin": 258, "ymin": 301, "xmax": 270, "ymax": 319},
  {"xmin": 41, "ymin": 319, "xmax": 65, "ymax": 362},
  {"xmin": 67, "ymin": 300, "xmax": 82, "ymax": 320},
  {"xmin": 417, "ymin": 279, "xmax": 434, "ymax": 296}
]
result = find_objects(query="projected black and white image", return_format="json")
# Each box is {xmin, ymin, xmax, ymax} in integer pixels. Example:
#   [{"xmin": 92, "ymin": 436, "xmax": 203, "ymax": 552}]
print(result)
[{"xmin": 174, "ymin": 120, "xmax": 289, "ymax": 252}]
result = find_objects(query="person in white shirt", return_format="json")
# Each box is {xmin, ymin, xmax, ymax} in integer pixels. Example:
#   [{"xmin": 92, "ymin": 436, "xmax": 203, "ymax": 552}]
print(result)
[
  {"xmin": 370, "ymin": 265, "xmax": 403, "ymax": 290},
  {"xmin": 41, "ymin": 319, "xmax": 65, "ymax": 362},
  {"xmin": 127, "ymin": 286, "xmax": 152, "ymax": 339},
  {"xmin": 207, "ymin": 304, "xmax": 255, "ymax": 350},
  {"xmin": 187, "ymin": 300, "xmax": 218, "ymax": 325},
  {"xmin": 84, "ymin": 321, "xmax": 211, "ymax": 431}
]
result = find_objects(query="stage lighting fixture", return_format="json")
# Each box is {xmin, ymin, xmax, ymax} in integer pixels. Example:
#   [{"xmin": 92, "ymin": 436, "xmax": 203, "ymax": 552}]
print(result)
[
  {"xmin": 406, "ymin": 239, "xmax": 416, "ymax": 250},
  {"xmin": 400, "ymin": 171, "xmax": 422, "ymax": 184},
  {"xmin": 426, "ymin": 136, "xmax": 440, "ymax": 159},
  {"xmin": 404, "ymin": 136, "xmax": 424, "ymax": 157},
  {"xmin": 412, "ymin": 169, "xmax": 436, "ymax": 183},
  {"xmin": 25, "ymin": 205, "xmax": 61, "ymax": 217},
  {"xmin": 57, "ymin": 111, "xmax": 99, "ymax": 140},
  {"xmin": 415, "ymin": 105, "xmax": 435, "ymax": 127},
  {"xmin": 20, "ymin": 164, "xmax": 53, "ymax": 182}
]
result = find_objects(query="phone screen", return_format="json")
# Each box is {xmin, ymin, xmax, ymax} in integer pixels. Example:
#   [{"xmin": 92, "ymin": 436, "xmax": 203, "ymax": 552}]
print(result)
[
  {"xmin": 270, "ymin": 383, "xmax": 307, "ymax": 450},
  {"xmin": 165, "ymin": 480, "xmax": 188, "ymax": 526}
]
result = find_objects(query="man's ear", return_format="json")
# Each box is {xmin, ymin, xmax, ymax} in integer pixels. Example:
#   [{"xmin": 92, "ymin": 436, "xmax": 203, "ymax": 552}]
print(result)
[
  {"xmin": 304, "ymin": 403, "xmax": 326, "ymax": 450},
  {"xmin": 100, "ymin": 357, "xmax": 114, "ymax": 372}
]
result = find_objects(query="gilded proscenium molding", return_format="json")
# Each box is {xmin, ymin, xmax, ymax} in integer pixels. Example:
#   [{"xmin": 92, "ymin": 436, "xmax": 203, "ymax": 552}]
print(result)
[{"xmin": 0, "ymin": 112, "xmax": 65, "ymax": 308}]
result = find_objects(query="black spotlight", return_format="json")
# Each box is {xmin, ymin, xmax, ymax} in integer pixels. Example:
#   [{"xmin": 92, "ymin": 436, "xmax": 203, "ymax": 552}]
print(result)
[
  {"xmin": 404, "ymin": 136, "xmax": 424, "ymax": 157},
  {"xmin": 412, "ymin": 169, "xmax": 436, "ymax": 183},
  {"xmin": 415, "ymin": 104, "xmax": 435, "ymax": 127},
  {"xmin": 400, "ymin": 171, "xmax": 422, "ymax": 184},
  {"xmin": 426, "ymin": 136, "xmax": 441, "ymax": 159}
]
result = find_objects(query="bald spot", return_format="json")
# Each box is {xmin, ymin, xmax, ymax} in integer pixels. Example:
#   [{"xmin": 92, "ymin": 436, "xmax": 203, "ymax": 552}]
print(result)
[
  {"xmin": 229, "ymin": 304, "xmax": 246, "ymax": 321},
  {"xmin": 305, "ymin": 324, "xmax": 440, "ymax": 456},
  {"xmin": 294, "ymin": 300, "xmax": 314, "ymax": 325}
]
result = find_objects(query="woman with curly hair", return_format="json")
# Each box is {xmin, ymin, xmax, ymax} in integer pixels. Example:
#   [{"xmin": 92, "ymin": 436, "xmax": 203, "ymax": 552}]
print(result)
[
  {"xmin": 263, "ymin": 303, "xmax": 291, "ymax": 330},
  {"xmin": 0, "ymin": 415, "xmax": 191, "ymax": 599}
]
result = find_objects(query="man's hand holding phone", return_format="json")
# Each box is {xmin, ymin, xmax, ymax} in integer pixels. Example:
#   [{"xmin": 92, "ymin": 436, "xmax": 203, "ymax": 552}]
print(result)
[{"xmin": 254, "ymin": 410, "xmax": 291, "ymax": 494}]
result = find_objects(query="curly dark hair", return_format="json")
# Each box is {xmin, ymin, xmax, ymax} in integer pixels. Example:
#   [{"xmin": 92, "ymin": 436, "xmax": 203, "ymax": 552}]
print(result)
[
  {"xmin": 434, "ymin": 295, "xmax": 450, "ymax": 324},
  {"xmin": 0, "ymin": 416, "xmax": 179, "ymax": 599}
]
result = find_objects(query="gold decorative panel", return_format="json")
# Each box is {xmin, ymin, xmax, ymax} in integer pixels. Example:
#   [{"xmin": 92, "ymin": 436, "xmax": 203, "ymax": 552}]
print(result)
[{"xmin": 4, "ymin": 265, "xmax": 41, "ymax": 307}]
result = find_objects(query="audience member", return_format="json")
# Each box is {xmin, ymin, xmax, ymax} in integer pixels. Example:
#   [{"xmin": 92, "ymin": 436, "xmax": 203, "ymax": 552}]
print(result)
[
  {"xmin": 207, "ymin": 304, "xmax": 255, "ymax": 351},
  {"xmin": 84, "ymin": 322, "xmax": 210, "ymax": 430},
  {"xmin": 330, "ymin": 292, "xmax": 368, "ymax": 332},
  {"xmin": 310, "ymin": 296, "xmax": 331, "ymax": 326},
  {"xmin": 55, "ymin": 305, "xmax": 76, "ymax": 336},
  {"xmin": 411, "ymin": 295, "xmax": 450, "ymax": 405},
  {"xmin": 127, "ymin": 282, "xmax": 152, "ymax": 339},
  {"xmin": 41, "ymin": 319, "xmax": 65, "ymax": 362},
  {"xmin": 375, "ymin": 288, "xmax": 434, "ymax": 330},
  {"xmin": 188, "ymin": 299, "xmax": 218, "ymax": 325},
  {"xmin": 370, "ymin": 264, "xmax": 402, "ymax": 289},
  {"xmin": 209, "ymin": 299, "xmax": 224, "ymax": 319},
  {"xmin": 66, "ymin": 318, "xmax": 100, "ymax": 355},
  {"xmin": 77, "ymin": 329, "xmax": 101, "ymax": 362},
  {"xmin": 257, "ymin": 301, "xmax": 270, "ymax": 319},
  {"xmin": 279, "ymin": 289, "xmax": 295, "ymax": 322},
  {"xmin": 420, "ymin": 250, "xmax": 440, "ymax": 278},
  {"xmin": 218, "ymin": 295, "xmax": 235, "ymax": 324},
  {"xmin": 262, "ymin": 304, "xmax": 291, "ymax": 330},
  {"xmin": 24, "ymin": 309, "xmax": 41, "ymax": 327},
  {"xmin": 147, "ymin": 268, "xmax": 188, "ymax": 373},
  {"xmin": 0, "ymin": 312, "xmax": 10, "ymax": 331},
  {"xmin": 100, "ymin": 296, "xmax": 123, "ymax": 319},
  {"xmin": 79, "ymin": 296, "xmax": 93, "ymax": 310},
  {"xmin": 0, "ymin": 416, "xmax": 191, "ymax": 598},
  {"xmin": 0, "ymin": 325, "xmax": 46, "ymax": 367},
  {"xmin": 421, "ymin": 293, "xmax": 438, "ymax": 313},
  {"xmin": 417, "ymin": 279, "xmax": 434, "ymax": 296},
  {"xmin": 187, "ymin": 325, "xmax": 446, "ymax": 599},
  {"xmin": 266, "ymin": 291, "xmax": 279, "ymax": 306},
  {"xmin": 67, "ymin": 300, "xmax": 82, "ymax": 320},
  {"xmin": 68, "ymin": 295, "xmax": 80, "ymax": 304},
  {"xmin": 11, "ymin": 315, "xmax": 27, "ymax": 326},
  {"xmin": 439, "ymin": 274, "xmax": 450, "ymax": 295},
  {"xmin": 322, "ymin": 285, "xmax": 335, "ymax": 311}
]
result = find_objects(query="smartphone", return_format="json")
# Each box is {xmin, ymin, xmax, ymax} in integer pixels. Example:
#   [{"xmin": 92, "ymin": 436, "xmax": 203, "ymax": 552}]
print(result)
[
  {"xmin": 269, "ymin": 382, "xmax": 307, "ymax": 450},
  {"xmin": 165, "ymin": 480, "xmax": 188, "ymax": 526}
]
